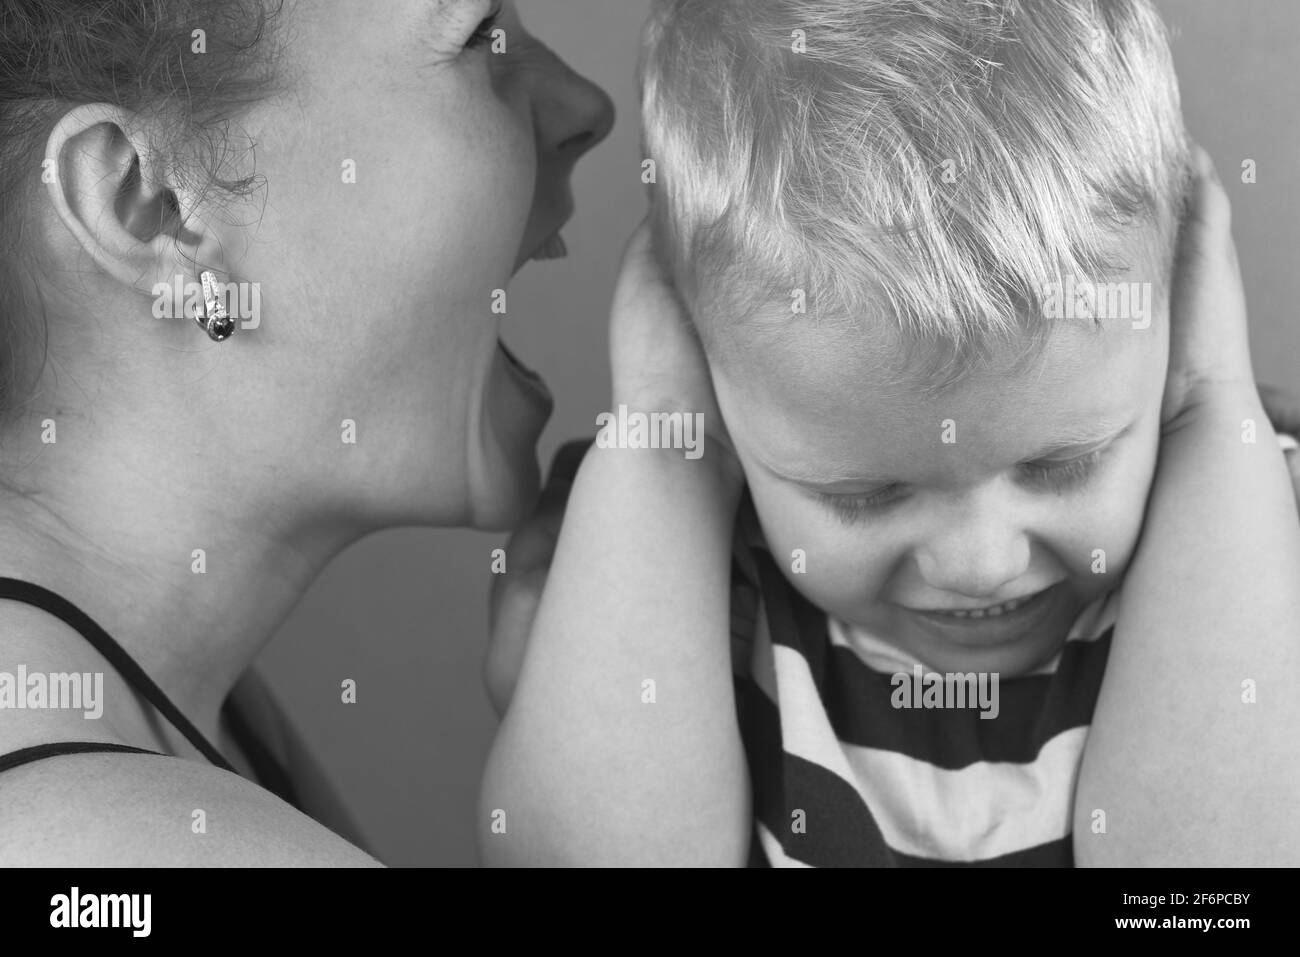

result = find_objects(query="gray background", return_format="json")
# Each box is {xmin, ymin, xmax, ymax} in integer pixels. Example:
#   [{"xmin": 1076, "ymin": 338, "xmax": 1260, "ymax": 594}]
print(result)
[{"xmin": 253, "ymin": 0, "xmax": 1300, "ymax": 866}]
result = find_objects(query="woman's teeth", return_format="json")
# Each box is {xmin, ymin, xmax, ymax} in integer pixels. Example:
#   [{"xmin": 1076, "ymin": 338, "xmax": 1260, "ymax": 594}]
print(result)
[
  {"xmin": 531, "ymin": 233, "xmax": 568, "ymax": 262},
  {"xmin": 939, "ymin": 594, "xmax": 1036, "ymax": 619}
]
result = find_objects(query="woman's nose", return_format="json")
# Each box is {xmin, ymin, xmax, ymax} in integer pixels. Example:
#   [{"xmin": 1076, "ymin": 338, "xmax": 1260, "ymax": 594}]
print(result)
[
  {"xmin": 531, "ymin": 45, "xmax": 616, "ymax": 163},
  {"xmin": 914, "ymin": 496, "xmax": 1031, "ymax": 600}
]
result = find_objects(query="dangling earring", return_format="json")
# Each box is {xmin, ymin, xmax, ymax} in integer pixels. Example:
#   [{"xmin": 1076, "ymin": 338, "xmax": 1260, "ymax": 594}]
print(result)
[{"xmin": 193, "ymin": 270, "xmax": 236, "ymax": 342}]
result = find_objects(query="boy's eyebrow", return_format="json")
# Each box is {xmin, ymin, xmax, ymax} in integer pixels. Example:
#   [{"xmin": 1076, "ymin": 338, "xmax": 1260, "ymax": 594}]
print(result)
[
  {"xmin": 1028, "ymin": 422, "xmax": 1135, "ymax": 459},
  {"xmin": 761, "ymin": 463, "xmax": 894, "ymax": 492},
  {"xmin": 764, "ymin": 421, "xmax": 1135, "ymax": 492}
]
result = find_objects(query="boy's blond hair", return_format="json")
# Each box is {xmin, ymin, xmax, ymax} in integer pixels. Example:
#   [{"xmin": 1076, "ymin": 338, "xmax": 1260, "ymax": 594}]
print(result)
[{"xmin": 640, "ymin": 0, "xmax": 1192, "ymax": 372}]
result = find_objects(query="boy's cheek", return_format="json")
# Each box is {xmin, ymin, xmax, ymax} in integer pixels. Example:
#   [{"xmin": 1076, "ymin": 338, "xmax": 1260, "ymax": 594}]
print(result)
[
  {"xmin": 750, "ymin": 491, "xmax": 890, "ymax": 605},
  {"xmin": 1062, "ymin": 470, "xmax": 1153, "ymax": 591},
  {"xmin": 752, "ymin": 492, "xmax": 832, "ymax": 575}
]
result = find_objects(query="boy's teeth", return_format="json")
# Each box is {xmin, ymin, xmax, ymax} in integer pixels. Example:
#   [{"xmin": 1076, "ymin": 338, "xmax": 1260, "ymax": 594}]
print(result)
[{"xmin": 945, "ymin": 594, "xmax": 1033, "ymax": 619}]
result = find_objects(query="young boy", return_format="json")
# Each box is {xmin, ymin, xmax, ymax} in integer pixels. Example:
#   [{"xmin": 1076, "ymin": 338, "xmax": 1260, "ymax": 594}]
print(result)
[{"xmin": 481, "ymin": 0, "xmax": 1300, "ymax": 866}]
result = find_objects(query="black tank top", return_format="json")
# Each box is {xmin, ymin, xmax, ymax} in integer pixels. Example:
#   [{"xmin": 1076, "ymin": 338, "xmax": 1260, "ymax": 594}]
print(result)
[{"xmin": 0, "ymin": 577, "xmax": 301, "ymax": 810}]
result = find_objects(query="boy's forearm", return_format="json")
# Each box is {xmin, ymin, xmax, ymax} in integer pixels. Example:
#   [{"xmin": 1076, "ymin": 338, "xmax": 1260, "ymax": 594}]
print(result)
[
  {"xmin": 1077, "ymin": 386, "xmax": 1300, "ymax": 865},
  {"xmin": 479, "ymin": 442, "xmax": 750, "ymax": 866}
]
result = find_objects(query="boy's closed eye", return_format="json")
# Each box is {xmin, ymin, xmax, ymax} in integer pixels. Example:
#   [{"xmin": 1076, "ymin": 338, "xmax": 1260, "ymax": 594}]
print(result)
[{"xmin": 808, "ymin": 428, "xmax": 1131, "ymax": 526}]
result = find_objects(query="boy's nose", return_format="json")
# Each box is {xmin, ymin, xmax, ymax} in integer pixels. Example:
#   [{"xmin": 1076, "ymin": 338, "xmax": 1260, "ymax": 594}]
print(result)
[
  {"xmin": 532, "ymin": 44, "xmax": 616, "ymax": 164},
  {"xmin": 914, "ymin": 500, "xmax": 1031, "ymax": 600}
]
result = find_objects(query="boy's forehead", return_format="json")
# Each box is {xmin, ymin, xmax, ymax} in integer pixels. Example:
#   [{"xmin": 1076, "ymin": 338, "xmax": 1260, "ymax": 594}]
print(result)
[
  {"xmin": 714, "ymin": 211, "xmax": 1172, "ymax": 380},
  {"xmin": 717, "ymin": 224, "xmax": 1172, "ymax": 415},
  {"xmin": 729, "ymin": 305, "xmax": 1132, "ymax": 396},
  {"xmin": 714, "ymin": 308, "xmax": 1165, "ymax": 479}
]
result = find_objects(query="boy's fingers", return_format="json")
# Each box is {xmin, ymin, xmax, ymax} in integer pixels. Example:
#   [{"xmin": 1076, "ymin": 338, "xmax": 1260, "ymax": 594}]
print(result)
[
  {"xmin": 1163, "ymin": 143, "xmax": 1253, "ymax": 418},
  {"xmin": 1175, "ymin": 147, "xmax": 1240, "ymax": 288},
  {"xmin": 499, "ymin": 480, "xmax": 571, "ymax": 571},
  {"xmin": 547, "ymin": 439, "xmax": 591, "ymax": 486},
  {"xmin": 611, "ymin": 219, "xmax": 657, "ymax": 298},
  {"xmin": 1185, "ymin": 146, "xmax": 1232, "ymax": 236},
  {"xmin": 611, "ymin": 218, "xmax": 684, "ymax": 323},
  {"xmin": 485, "ymin": 561, "xmax": 551, "ymax": 716},
  {"xmin": 507, "ymin": 442, "xmax": 589, "ymax": 559},
  {"xmin": 487, "ymin": 501, "xmax": 562, "ymax": 636},
  {"xmin": 1258, "ymin": 383, "xmax": 1300, "ymax": 438},
  {"xmin": 498, "ymin": 441, "xmax": 589, "ymax": 566},
  {"xmin": 488, "ymin": 466, "xmax": 577, "ymax": 625}
]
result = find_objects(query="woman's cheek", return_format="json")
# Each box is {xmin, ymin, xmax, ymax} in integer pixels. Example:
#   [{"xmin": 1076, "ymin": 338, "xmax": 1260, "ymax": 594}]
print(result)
[
  {"xmin": 444, "ymin": 79, "xmax": 535, "ymax": 255},
  {"xmin": 485, "ymin": 74, "xmax": 539, "ymax": 200}
]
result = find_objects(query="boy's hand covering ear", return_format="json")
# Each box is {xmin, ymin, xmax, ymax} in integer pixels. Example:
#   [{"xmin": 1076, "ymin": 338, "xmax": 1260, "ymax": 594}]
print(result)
[
  {"xmin": 1164, "ymin": 145, "xmax": 1299, "ymax": 496},
  {"xmin": 484, "ymin": 218, "xmax": 750, "ymax": 717},
  {"xmin": 1162, "ymin": 146, "xmax": 1257, "ymax": 426},
  {"xmin": 608, "ymin": 219, "xmax": 741, "ymax": 481}
]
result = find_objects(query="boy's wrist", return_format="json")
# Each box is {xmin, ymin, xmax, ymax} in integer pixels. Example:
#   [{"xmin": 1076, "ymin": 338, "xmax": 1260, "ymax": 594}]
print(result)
[
  {"xmin": 595, "ymin": 433, "xmax": 743, "ymax": 485},
  {"xmin": 585, "ymin": 432, "xmax": 746, "ymax": 510},
  {"xmin": 602, "ymin": 393, "xmax": 744, "ymax": 495}
]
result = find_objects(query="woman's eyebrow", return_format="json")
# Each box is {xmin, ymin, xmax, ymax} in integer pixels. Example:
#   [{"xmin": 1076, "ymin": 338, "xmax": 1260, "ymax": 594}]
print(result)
[{"xmin": 413, "ymin": 0, "xmax": 491, "ymax": 61}]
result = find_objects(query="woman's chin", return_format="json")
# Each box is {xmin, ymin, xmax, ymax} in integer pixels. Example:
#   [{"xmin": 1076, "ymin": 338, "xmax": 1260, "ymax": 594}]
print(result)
[
  {"xmin": 469, "ymin": 455, "xmax": 544, "ymax": 531},
  {"xmin": 470, "ymin": 344, "xmax": 555, "ymax": 530}
]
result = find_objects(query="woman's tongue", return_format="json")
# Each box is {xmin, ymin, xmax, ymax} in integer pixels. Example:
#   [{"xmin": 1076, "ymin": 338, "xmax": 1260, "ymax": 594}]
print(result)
[
  {"xmin": 498, "ymin": 339, "xmax": 547, "ymax": 389},
  {"xmin": 487, "ymin": 340, "xmax": 553, "ymax": 460}
]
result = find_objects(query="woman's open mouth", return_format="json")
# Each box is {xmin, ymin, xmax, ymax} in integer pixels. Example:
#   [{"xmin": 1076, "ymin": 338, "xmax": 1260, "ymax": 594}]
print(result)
[
  {"xmin": 529, "ymin": 232, "xmax": 568, "ymax": 262},
  {"xmin": 497, "ymin": 339, "xmax": 552, "ymax": 403}
]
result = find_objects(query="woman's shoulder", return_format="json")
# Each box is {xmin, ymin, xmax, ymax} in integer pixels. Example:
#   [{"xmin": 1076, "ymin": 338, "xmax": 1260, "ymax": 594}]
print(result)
[{"xmin": 0, "ymin": 746, "xmax": 382, "ymax": 866}]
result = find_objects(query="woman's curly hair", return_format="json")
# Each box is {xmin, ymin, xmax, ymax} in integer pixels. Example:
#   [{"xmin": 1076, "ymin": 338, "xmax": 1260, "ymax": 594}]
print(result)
[{"xmin": 0, "ymin": 0, "xmax": 287, "ymax": 424}]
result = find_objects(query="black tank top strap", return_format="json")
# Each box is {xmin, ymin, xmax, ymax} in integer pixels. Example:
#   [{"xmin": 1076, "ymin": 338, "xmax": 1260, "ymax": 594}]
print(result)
[
  {"xmin": 0, "ymin": 742, "xmax": 164, "ymax": 774},
  {"xmin": 0, "ymin": 576, "xmax": 236, "ymax": 773}
]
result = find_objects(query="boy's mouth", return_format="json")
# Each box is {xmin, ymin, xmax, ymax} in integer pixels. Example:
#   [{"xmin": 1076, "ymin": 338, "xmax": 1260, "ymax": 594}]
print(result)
[
  {"xmin": 922, "ymin": 592, "xmax": 1039, "ymax": 619},
  {"xmin": 905, "ymin": 583, "xmax": 1065, "ymax": 648}
]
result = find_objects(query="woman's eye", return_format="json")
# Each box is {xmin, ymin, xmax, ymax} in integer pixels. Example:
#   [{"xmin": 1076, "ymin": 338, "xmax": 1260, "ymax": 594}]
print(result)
[
  {"xmin": 818, "ymin": 485, "xmax": 905, "ymax": 524},
  {"xmin": 1019, "ymin": 448, "xmax": 1105, "ymax": 492},
  {"xmin": 465, "ymin": 4, "xmax": 503, "ymax": 50}
]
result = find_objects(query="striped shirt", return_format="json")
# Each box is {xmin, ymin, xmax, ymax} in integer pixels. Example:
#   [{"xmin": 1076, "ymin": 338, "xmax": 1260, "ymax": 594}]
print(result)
[{"xmin": 729, "ymin": 498, "xmax": 1114, "ymax": 867}]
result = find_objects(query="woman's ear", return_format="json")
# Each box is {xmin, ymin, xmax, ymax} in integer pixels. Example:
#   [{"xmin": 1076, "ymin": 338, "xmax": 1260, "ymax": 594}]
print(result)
[{"xmin": 42, "ymin": 104, "xmax": 221, "ymax": 294}]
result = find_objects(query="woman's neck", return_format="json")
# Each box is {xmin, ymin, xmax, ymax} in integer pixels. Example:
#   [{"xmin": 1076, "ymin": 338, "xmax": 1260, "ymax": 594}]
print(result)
[{"xmin": 0, "ymin": 458, "xmax": 361, "ymax": 749}]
